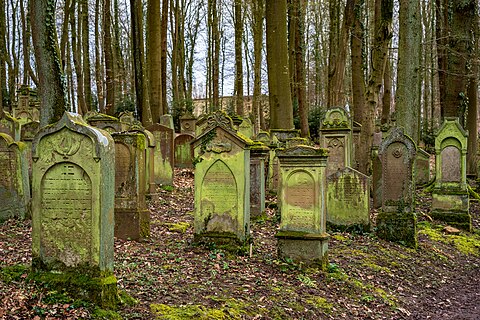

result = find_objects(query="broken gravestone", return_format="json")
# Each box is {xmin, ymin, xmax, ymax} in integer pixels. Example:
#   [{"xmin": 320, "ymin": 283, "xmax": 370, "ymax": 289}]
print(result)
[
  {"xmin": 0, "ymin": 133, "xmax": 30, "ymax": 221},
  {"xmin": 192, "ymin": 112, "xmax": 253, "ymax": 247},
  {"xmin": 431, "ymin": 118, "xmax": 470, "ymax": 231},
  {"xmin": 112, "ymin": 132, "xmax": 150, "ymax": 240},
  {"xmin": 327, "ymin": 167, "xmax": 370, "ymax": 231},
  {"xmin": 376, "ymin": 127, "xmax": 417, "ymax": 248},
  {"xmin": 275, "ymin": 145, "xmax": 330, "ymax": 268},
  {"xmin": 31, "ymin": 112, "xmax": 117, "ymax": 308}
]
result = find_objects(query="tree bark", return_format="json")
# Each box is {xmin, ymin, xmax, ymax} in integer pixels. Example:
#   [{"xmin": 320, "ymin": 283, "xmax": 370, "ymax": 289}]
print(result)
[
  {"xmin": 81, "ymin": 0, "xmax": 92, "ymax": 111},
  {"xmin": 252, "ymin": 0, "xmax": 264, "ymax": 131},
  {"xmin": 234, "ymin": 0, "xmax": 244, "ymax": 116},
  {"xmin": 147, "ymin": 0, "xmax": 162, "ymax": 123},
  {"xmin": 104, "ymin": 0, "xmax": 116, "ymax": 115}
]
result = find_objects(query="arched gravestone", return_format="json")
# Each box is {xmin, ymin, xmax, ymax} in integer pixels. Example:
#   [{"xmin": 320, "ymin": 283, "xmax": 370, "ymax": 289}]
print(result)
[
  {"xmin": 376, "ymin": 127, "xmax": 417, "ymax": 248},
  {"xmin": 319, "ymin": 107, "xmax": 353, "ymax": 177},
  {"xmin": 431, "ymin": 118, "xmax": 470, "ymax": 231},
  {"xmin": 0, "ymin": 133, "xmax": 30, "ymax": 221},
  {"xmin": 192, "ymin": 112, "xmax": 253, "ymax": 246},
  {"xmin": 174, "ymin": 133, "xmax": 195, "ymax": 168},
  {"xmin": 275, "ymin": 145, "xmax": 329, "ymax": 268},
  {"xmin": 84, "ymin": 111, "xmax": 123, "ymax": 134},
  {"xmin": 146, "ymin": 123, "xmax": 174, "ymax": 186},
  {"xmin": 31, "ymin": 112, "xmax": 116, "ymax": 307}
]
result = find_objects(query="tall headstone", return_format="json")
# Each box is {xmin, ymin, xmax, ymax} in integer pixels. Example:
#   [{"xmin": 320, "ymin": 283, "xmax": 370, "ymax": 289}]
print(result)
[
  {"xmin": 431, "ymin": 118, "xmax": 470, "ymax": 231},
  {"xmin": 275, "ymin": 145, "xmax": 330, "ymax": 267},
  {"xmin": 250, "ymin": 143, "xmax": 269, "ymax": 219},
  {"xmin": 112, "ymin": 132, "xmax": 150, "ymax": 240},
  {"xmin": 415, "ymin": 148, "xmax": 431, "ymax": 186},
  {"xmin": 31, "ymin": 113, "xmax": 117, "ymax": 307},
  {"xmin": 376, "ymin": 127, "xmax": 417, "ymax": 248},
  {"xmin": 372, "ymin": 129, "xmax": 383, "ymax": 209},
  {"xmin": 0, "ymin": 133, "xmax": 30, "ymax": 221},
  {"xmin": 319, "ymin": 108, "xmax": 353, "ymax": 177},
  {"xmin": 20, "ymin": 121, "xmax": 40, "ymax": 181},
  {"xmin": 327, "ymin": 167, "xmax": 370, "ymax": 230},
  {"xmin": 147, "ymin": 123, "xmax": 174, "ymax": 186},
  {"xmin": 85, "ymin": 112, "xmax": 123, "ymax": 134},
  {"xmin": 192, "ymin": 112, "xmax": 253, "ymax": 246},
  {"xmin": 131, "ymin": 123, "xmax": 157, "ymax": 194},
  {"xmin": 174, "ymin": 133, "xmax": 195, "ymax": 168}
]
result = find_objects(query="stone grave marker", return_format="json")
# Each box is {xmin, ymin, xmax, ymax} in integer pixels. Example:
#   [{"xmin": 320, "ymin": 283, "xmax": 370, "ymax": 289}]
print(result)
[
  {"xmin": 13, "ymin": 85, "xmax": 40, "ymax": 123},
  {"xmin": 20, "ymin": 120, "xmax": 40, "ymax": 183},
  {"xmin": 174, "ymin": 133, "xmax": 195, "ymax": 168},
  {"xmin": 431, "ymin": 118, "xmax": 470, "ymax": 230},
  {"xmin": 180, "ymin": 113, "xmax": 196, "ymax": 135},
  {"xmin": 0, "ymin": 133, "xmax": 30, "ymax": 221},
  {"xmin": 372, "ymin": 129, "xmax": 383, "ymax": 209},
  {"xmin": 238, "ymin": 118, "xmax": 254, "ymax": 139},
  {"xmin": 319, "ymin": 107, "xmax": 353, "ymax": 177},
  {"xmin": 352, "ymin": 120, "xmax": 362, "ymax": 170},
  {"xmin": 31, "ymin": 112, "xmax": 117, "ymax": 307},
  {"xmin": 250, "ymin": 143, "xmax": 269, "ymax": 219},
  {"xmin": 327, "ymin": 167, "xmax": 370, "ymax": 230},
  {"xmin": 112, "ymin": 132, "xmax": 150, "ymax": 240},
  {"xmin": 118, "ymin": 111, "xmax": 135, "ymax": 131},
  {"xmin": 131, "ymin": 122, "xmax": 157, "ymax": 194},
  {"xmin": 85, "ymin": 111, "xmax": 122, "ymax": 134},
  {"xmin": 0, "ymin": 111, "xmax": 20, "ymax": 141},
  {"xmin": 376, "ymin": 127, "xmax": 417, "ymax": 248},
  {"xmin": 147, "ymin": 123, "xmax": 174, "ymax": 186},
  {"xmin": 160, "ymin": 114, "xmax": 175, "ymax": 130},
  {"xmin": 192, "ymin": 113, "xmax": 253, "ymax": 246},
  {"xmin": 275, "ymin": 145, "xmax": 330, "ymax": 267},
  {"xmin": 415, "ymin": 148, "xmax": 431, "ymax": 186}
]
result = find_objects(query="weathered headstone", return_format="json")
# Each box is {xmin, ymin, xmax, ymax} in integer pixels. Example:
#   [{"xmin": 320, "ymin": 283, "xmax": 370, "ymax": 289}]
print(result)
[
  {"xmin": 250, "ymin": 143, "xmax": 269, "ymax": 219},
  {"xmin": 376, "ymin": 127, "xmax": 417, "ymax": 248},
  {"xmin": 174, "ymin": 133, "xmax": 195, "ymax": 168},
  {"xmin": 147, "ymin": 123, "xmax": 174, "ymax": 186},
  {"xmin": 31, "ymin": 112, "xmax": 117, "ymax": 307},
  {"xmin": 0, "ymin": 133, "xmax": 30, "ymax": 221},
  {"xmin": 431, "ymin": 118, "xmax": 470, "ymax": 231},
  {"xmin": 0, "ymin": 111, "xmax": 20, "ymax": 141},
  {"xmin": 195, "ymin": 115, "xmax": 208, "ymax": 136},
  {"xmin": 180, "ymin": 113, "xmax": 196, "ymax": 135},
  {"xmin": 352, "ymin": 121, "xmax": 362, "ymax": 170},
  {"xmin": 238, "ymin": 118, "xmax": 254, "ymax": 139},
  {"xmin": 415, "ymin": 148, "xmax": 431, "ymax": 186},
  {"xmin": 118, "ymin": 111, "xmax": 135, "ymax": 131},
  {"xmin": 192, "ymin": 112, "xmax": 253, "ymax": 246},
  {"xmin": 160, "ymin": 114, "xmax": 175, "ymax": 130},
  {"xmin": 130, "ymin": 123, "xmax": 157, "ymax": 194},
  {"xmin": 372, "ymin": 130, "xmax": 383, "ymax": 209},
  {"xmin": 13, "ymin": 85, "xmax": 40, "ymax": 123},
  {"xmin": 327, "ymin": 167, "xmax": 370, "ymax": 230},
  {"xmin": 275, "ymin": 146, "xmax": 330, "ymax": 267},
  {"xmin": 319, "ymin": 107, "xmax": 353, "ymax": 177},
  {"xmin": 85, "ymin": 111, "xmax": 123, "ymax": 134},
  {"xmin": 270, "ymin": 129, "xmax": 299, "ymax": 143},
  {"xmin": 20, "ymin": 120, "xmax": 40, "ymax": 181},
  {"xmin": 112, "ymin": 132, "xmax": 150, "ymax": 240}
]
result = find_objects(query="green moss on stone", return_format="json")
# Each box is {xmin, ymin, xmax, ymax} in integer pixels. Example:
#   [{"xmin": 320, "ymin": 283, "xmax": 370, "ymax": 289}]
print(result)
[
  {"xmin": 376, "ymin": 211, "xmax": 417, "ymax": 249},
  {"xmin": 418, "ymin": 222, "xmax": 480, "ymax": 256},
  {"xmin": 165, "ymin": 222, "xmax": 190, "ymax": 233}
]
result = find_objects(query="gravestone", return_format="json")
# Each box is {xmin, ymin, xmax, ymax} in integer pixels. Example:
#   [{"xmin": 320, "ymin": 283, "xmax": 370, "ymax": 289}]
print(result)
[
  {"xmin": 118, "ymin": 111, "xmax": 135, "ymax": 131},
  {"xmin": 270, "ymin": 129, "xmax": 299, "ymax": 144},
  {"xmin": 275, "ymin": 146, "xmax": 330, "ymax": 267},
  {"xmin": 13, "ymin": 85, "xmax": 40, "ymax": 123},
  {"xmin": 31, "ymin": 112, "xmax": 117, "ymax": 307},
  {"xmin": 20, "ymin": 121, "xmax": 40, "ymax": 182},
  {"xmin": 147, "ymin": 123, "xmax": 174, "ymax": 186},
  {"xmin": 431, "ymin": 118, "xmax": 470, "ymax": 231},
  {"xmin": 112, "ymin": 132, "xmax": 150, "ymax": 240},
  {"xmin": 376, "ymin": 127, "xmax": 417, "ymax": 248},
  {"xmin": 0, "ymin": 111, "xmax": 20, "ymax": 141},
  {"xmin": 320, "ymin": 107, "xmax": 353, "ymax": 177},
  {"xmin": 174, "ymin": 133, "xmax": 195, "ymax": 168},
  {"xmin": 85, "ymin": 112, "xmax": 122, "ymax": 134},
  {"xmin": 372, "ymin": 130, "xmax": 383, "ymax": 209},
  {"xmin": 192, "ymin": 113, "xmax": 253, "ymax": 246},
  {"xmin": 352, "ymin": 121, "xmax": 362, "ymax": 170},
  {"xmin": 415, "ymin": 148, "xmax": 431, "ymax": 186},
  {"xmin": 160, "ymin": 114, "xmax": 175, "ymax": 130},
  {"xmin": 195, "ymin": 114, "xmax": 208, "ymax": 136},
  {"xmin": 327, "ymin": 167, "xmax": 370, "ymax": 230},
  {"xmin": 180, "ymin": 113, "xmax": 196, "ymax": 135},
  {"xmin": 238, "ymin": 118, "xmax": 254, "ymax": 139},
  {"xmin": 131, "ymin": 123, "xmax": 157, "ymax": 194},
  {"xmin": 0, "ymin": 133, "xmax": 30, "ymax": 221},
  {"xmin": 250, "ymin": 143, "xmax": 269, "ymax": 219}
]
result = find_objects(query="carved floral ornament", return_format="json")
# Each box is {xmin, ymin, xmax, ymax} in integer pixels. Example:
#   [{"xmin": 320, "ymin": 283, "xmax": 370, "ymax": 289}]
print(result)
[
  {"xmin": 392, "ymin": 147, "xmax": 403, "ymax": 158},
  {"xmin": 54, "ymin": 134, "xmax": 82, "ymax": 157}
]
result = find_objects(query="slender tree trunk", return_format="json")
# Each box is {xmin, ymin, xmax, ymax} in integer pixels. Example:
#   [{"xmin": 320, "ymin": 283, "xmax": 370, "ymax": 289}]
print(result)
[
  {"xmin": 147, "ymin": 0, "xmax": 162, "ymax": 123},
  {"xmin": 81, "ymin": 0, "xmax": 92, "ymax": 111},
  {"xmin": 95, "ymin": 0, "xmax": 105, "ymax": 112},
  {"xmin": 252, "ymin": 0, "xmax": 264, "ymax": 131},
  {"xmin": 161, "ymin": 0, "xmax": 169, "ymax": 114},
  {"xmin": 234, "ymin": 0, "xmax": 244, "ymax": 116},
  {"xmin": 70, "ymin": 3, "xmax": 88, "ymax": 115},
  {"xmin": 104, "ymin": 0, "xmax": 115, "ymax": 115},
  {"xmin": 30, "ymin": 0, "xmax": 67, "ymax": 126},
  {"xmin": 0, "ymin": 0, "xmax": 5, "ymax": 113},
  {"xmin": 396, "ymin": 0, "xmax": 421, "ymax": 144},
  {"xmin": 381, "ymin": 53, "xmax": 391, "ymax": 124},
  {"xmin": 351, "ymin": 0, "xmax": 366, "ymax": 124}
]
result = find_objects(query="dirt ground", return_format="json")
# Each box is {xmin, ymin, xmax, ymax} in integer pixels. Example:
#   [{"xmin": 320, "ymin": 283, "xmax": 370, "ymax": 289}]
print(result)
[{"xmin": 1, "ymin": 168, "xmax": 479, "ymax": 319}]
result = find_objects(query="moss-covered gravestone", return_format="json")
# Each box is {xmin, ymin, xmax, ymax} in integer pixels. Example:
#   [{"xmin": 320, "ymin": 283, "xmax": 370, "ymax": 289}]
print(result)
[
  {"xmin": 146, "ymin": 123, "xmax": 174, "ymax": 186},
  {"xmin": 372, "ymin": 130, "xmax": 383, "ymax": 209},
  {"xmin": 31, "ymin": 112, "xmax": 117, "ymax": 308},
  {"xmin": 13, "ymin": 85, "xmax": 40, "ymax": 123},
  {"xmin": 376, "ymin": 127, "xmax": 417, "ymax": 248},
  {"xmin": 238, "ymin": 118, "xmax": 254, "ymax": 139},
  {"xmin": 20, "ymin": 120, "xmax": 40, "ymax": 182},
  {"xmin": 112, "ymin": 132, "xmax": 150, "ymax": 240},
  {"xmin": 431, "ymin": 118, "xmax": 470, "ymax": 231},
  {"xmin": 415, "ymin": 148, "xmax": 431, "ymax": 186},
  {"xmin": 118, "ymin": 111, "xmax": 135, "ymax": 131},
  {"xmin": 327, "ymin": 167, "xmax": 370, "ymax": 231},
  {"xmin": 84, "ymin": 112, "xmax": 123, "ymax": 134},
  {"xmin": 160, "ymin": 114, "xmax": 175, "ymax": 130},
  {"xmin": 174, "ymin": 133, "xmax": 195, "ymax": 168},
  {"xmin": 180, "ymin": 113, "xmax": 196, "ymax": 136},
  {"xmin": 130, "ymin": 123, "xmax": 157, "ymax": 195},
  {"xmin": 320, "ymin": 107, "xmax": 353, "ymax": 177},
  {"xmin": 195, "ymin": 115, "xmax": 208, "ymax": 136},
  {"xmin": 275, "ymin": 145, "xmax": 330, "ymax": 267},
  {"xmin": 0, "ymin": 111, "xmax": 20, "ymax": 141},
  {"xmin": 192, "ymin": 112, "xmax": 253, "ymax": 246},
  {"xmin": 0, "ymin": 133, "xmax": 30, "ymax": 221},
  {"xmin": 250, "ymin": 143, "xmax": 269, "ymax": 219}
]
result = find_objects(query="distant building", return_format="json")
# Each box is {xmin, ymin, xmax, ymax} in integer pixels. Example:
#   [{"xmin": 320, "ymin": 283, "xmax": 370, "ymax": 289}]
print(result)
[{"xmin": 192, "ymin": 95, "xmax": 269, "ymax": 118}]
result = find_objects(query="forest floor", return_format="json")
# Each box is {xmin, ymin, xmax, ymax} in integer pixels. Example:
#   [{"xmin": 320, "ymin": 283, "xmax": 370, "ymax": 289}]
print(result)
[{"xmin": 1, "ymin": 168, "xmax": 480, "ymax": 319}]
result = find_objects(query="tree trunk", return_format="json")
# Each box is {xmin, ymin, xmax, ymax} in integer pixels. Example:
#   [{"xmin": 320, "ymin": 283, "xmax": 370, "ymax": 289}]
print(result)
[
  {"xmin": 395, "ymin": 0, "xmax": 421, "ymax": 144},
  {"xmin": 381, "ymin": 53, "xmax": 391, "ymax": 125},
  {"xmin": 81, "ymin": 0, "xmax": 92, "ymax": 111},
  {"xmin": 147, "ymin": 0, "xmax": 162, "ymax": 123},
  {"xmin": 252, "ymin": 0, "xmax": 264, "ymax": 131},
  {"xmin": 234, "ymin": 0, "xmax": 244, "ymax": 116},
  {"xmin": 95, "ymin": 0, "xmax": 105, "ymax": 112},
  {"xmin": 0, "ymin": 0, "xmax": 4, "ymax": 113},
  {"xmin": 70, "ymin": 3, "xmax": 88, "ymax": 115},
  {"xmin": 30, "ymin": 0, "xmax": 67, "ymax": 126},
  {"xmin": 161, "ymin": 0, "xmax": 169, "ymax": 114},
  {"xmin": 104, "ymin": 0, "xmax": 116, "ymax": 115},
  {"xmin": 351, "ymin": 0, "xmax": 366, "ymax": 126},
  {"xmin": 266, "ymin": 0, "xmax": 294, "ymax": 129}
]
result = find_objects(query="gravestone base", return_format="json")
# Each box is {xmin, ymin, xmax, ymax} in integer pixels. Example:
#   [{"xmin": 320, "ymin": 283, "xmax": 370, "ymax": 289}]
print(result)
[
  {"xmin": 31, "ymin": 263, "xmax": 118, "ymax": 309},
  {"xmin": 431, "ymin": 191, "xmax": 471, "ymax": 231},
  {"xmin": 376, "ymin": 211, "xmax": 417, "ymax": 248},
  {"xmin": 275, "ymin": 231, "xmax": 329, "ymax": 269},
  {"xmin": 193, "ymin": 232, "xmax": 251, "ymax": 253},
  {"xmin": 114, "ymin": 208, "xmax": 150, "ymax": 241}
]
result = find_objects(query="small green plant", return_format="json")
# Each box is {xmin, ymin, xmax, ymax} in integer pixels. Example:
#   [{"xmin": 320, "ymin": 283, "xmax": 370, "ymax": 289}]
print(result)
[
  {"xmin": 297, "ymin": 274, "xmax": 317, "ymax": 288},
  {"xmin": 161, "ymin": 185, "xmax": 174, "ymax": 192}
]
